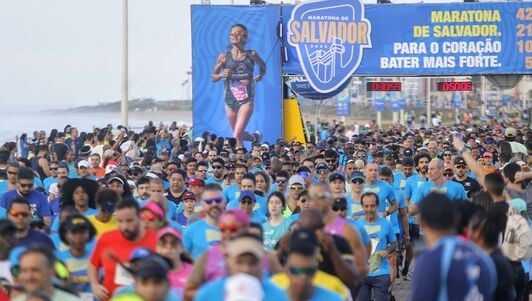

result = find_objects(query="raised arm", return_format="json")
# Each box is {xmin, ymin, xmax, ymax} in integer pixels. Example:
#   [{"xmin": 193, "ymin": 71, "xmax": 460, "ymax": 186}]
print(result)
[
  {"xmin": 212, "ymin": 53, "xmax": 227, "ymax": 82},
  {"xmin": 250, "ymin": 50, "xmax": 266, "ymax": 81},
  {"xmin": 452, "ymin": 136, "xmax": 487, "ymax": 188}
]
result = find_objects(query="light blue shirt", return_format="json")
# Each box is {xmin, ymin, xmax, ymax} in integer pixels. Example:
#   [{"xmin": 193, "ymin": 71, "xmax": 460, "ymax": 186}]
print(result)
[
  {"xmin": 363, "ymin": 180, "xmax": 396, "ymax": 213},
  {"xmin": 183, "ymin": 219, "xmax": 220, "ymax": 259},
  {"xmin": 357, "ymin": 217, "xmax": 396, "ymax": 277},
  {"xmin": 195, "ymin": 277, "xmax": 289, "ymax": 301},
  {"xmin": 262, "ymin": 219, "xmax": 290, "ymax": 250},
  {"xmin": 412, "ymin": 180, "xmax": 467, "ymax": 204}
]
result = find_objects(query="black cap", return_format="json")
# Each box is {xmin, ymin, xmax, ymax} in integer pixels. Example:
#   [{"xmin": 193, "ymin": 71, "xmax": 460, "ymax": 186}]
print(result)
[
  {"xmin": 454, "ymin": 157, "xmax": 466, "ymax": 165},
  {"xmin": 402, "ymin": 157, "xmax": 414, "ymax": 166},
  {"xmin": 316, "ymin": 162, "xmax": 328, "ymax": 170},
  {"xmin": 328, "ymin": 172, "xmax": 345, "ymax": 182},
  {"xmin": 59, "ymin": 215, "xmax": 96, "ymax": 245},
  {"xmin": 133, "ymin": 255, "xmax": 173, "ymax": 280},
  {"xmin": 403, "ymin": 149, "xmax": 413, "ymax": 158},
  {"xmin": 288, "ymin": 229, "xmax": 319, "ymax": 256}
]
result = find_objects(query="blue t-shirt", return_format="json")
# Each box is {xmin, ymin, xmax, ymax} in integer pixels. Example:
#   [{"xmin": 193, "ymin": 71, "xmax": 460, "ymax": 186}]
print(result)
[
  {"xmin": 250, "ymin": 210, "xmax": 267, "ymax": 224},
  {"xmin": 390, "ymin": 188, "xmax": 406, "ymax": 235},
  {"xmin": 176, "ymin": 211, "xmax": 189, "ymax": 227},
  {"xmin": 205, "ymin": 176, "xmax": 225, "ymax": 187},
  {"xmin": 226, "ymin": 190, "xmax": 267, "ymax": 217},
  {"xmin": 43, "ymin": 176, "xmax": 57, "ymax": 193},
  {"xmin": 262, "ymin": 219, "xmax": 291, "ymax": 250},
  {"xmin": 183, "ymin": 219, "xmax": 221, "ymax": 259},
  {"xmin": 16, "ymin": 229, "xmax": 55, "ymax": 250},
  {"xmin": 0, "ymin": 180, "xmax": 8, "ymax": 196},
  {"xmin": 348, "ymin": 220, "xmax": 370, "ymax": 247},
  {"xmin": 55, "ymin": 246, "xmax": 94, "ymax": 293},
  {"xmin": 404, "ymin": 174, "xmax": 427, "ymax": 201},
  {"xmin": 357, "ymin": 217, "xmax": 396, "ymax": 277},
  {"xmin": 223, "ymin": 184, "xmax": 240, "ymax": 205},
  {"xmin": 412, "ymin": 180, "xmax": 467, "ymax": 205},
  {"xmin": 0, "ymin": 190, "xmax": 51, "ymax": 218},
  {"xmin": 393, "ymin": 170, "xmax": 407, "ymax": 190},
  {"xmin": 50, "ymin": 208, "xmax": 97, "ymax": 234},
  {"xmin": 195, "ymin": 277, "xmax": 289, "ymax": 301},
  {"xmin": 346, "ymin": 195, "xmax": 364, "ymax": 221},
  {"xmin": 410, "ymin": 236, "xmax": 496, "ymax": 301},
  {"xmin": 363, "ymin": 180, "xmax": 396, "ymax": 213}
]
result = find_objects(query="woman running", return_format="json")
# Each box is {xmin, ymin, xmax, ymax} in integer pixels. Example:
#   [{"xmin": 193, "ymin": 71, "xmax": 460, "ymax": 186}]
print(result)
[{"xmin": 212, "ymin": 23, "xmax": 266, "ymax": 145}]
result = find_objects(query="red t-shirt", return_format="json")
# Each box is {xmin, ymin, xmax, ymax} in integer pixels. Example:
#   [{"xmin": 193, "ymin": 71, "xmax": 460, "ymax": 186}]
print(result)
[{"xmin": 90, "ymin": 229, "xmax": 157, "ymax": 297}]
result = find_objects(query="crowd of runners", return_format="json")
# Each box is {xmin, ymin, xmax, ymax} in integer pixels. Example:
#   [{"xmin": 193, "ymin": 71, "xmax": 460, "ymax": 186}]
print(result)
[{"xmin": 0, "ymin": 118, "xmax": 530, "ymax": 301}]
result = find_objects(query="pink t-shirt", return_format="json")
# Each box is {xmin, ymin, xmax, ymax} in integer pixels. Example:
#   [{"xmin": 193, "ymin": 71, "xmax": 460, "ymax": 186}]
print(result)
[{"xmin": 168, "ymin": 263, "xmax": 193, "ymax": 292}]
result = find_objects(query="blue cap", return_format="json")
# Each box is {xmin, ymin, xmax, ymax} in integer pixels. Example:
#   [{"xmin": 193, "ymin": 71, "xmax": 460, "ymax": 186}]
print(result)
[
  {"xmin": 239, "ymin": 191, "xmax": 256, "ymax": 203},
  {"xmin": 129, "ymin": 247, "xmax": 152, "ymax": 262},
  {"xmin": 351, "ymin": 171, "xmax": 365, "ymax": 182}
]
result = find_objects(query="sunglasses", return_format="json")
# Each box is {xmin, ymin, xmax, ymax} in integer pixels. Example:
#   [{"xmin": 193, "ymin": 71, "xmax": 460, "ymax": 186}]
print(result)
[
  {"xmin": 204, "ymin": 197, "xmax": 224, "ymax": 205},
  {"xmin": 443, "ymin": 153, "xmax": 452, "ymax": 157},
  {"xmin": 288, "ymin": 266, "xmax": 317, "ymax": 277},
  {"xmin": 7, "ymin": 171, "xmax": 17, "ymax": 175},
  {"xmin": 220, "ymin": 224, "xmax": 239, "ymax": 233},
  {"xmin": 240, "ymin": 199, "xmax": 254, "ymax": 205},
  {"xmin": 351, "ymin": 179, "xmax": 364, "ymax": 184},
  {"xmin": 290, "ymin": 186, "xmax": 303, "ymax": 191},
  {"xmin": 10, "ymin": 212, "xmax": 30, "ymax": 218},
  {"xmin": 332, "ymin": 205, "xmax": 347, "ymax": 212},
  {"xmin": 140, "ymin": 212, "xmax": 158, "ymax": 222},
  {"xmin": 50, "ymin": 167, "xmax": 58, "ymax": 171},
  {"xmin": 317, "ymin": 169, "xmax": 328, "ymax": 174},
  {"xmin": 455, "ymin": 165, "xmax": 466, "ymax": 169},
  {"xmin": 212, "ymin": 165, "xmax": 224, "ymax": 169}
]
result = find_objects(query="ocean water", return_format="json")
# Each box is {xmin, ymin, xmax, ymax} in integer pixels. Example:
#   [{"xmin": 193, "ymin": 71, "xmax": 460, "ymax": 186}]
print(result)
[{"xmin": 0, "ymin": 110, "xmax": 192, "ymax": 143}]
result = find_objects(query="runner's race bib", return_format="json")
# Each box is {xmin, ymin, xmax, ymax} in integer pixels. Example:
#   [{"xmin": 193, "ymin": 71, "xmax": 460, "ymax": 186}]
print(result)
[
  {"xmin": 115, "ymin": 264, "xmax": 134, "ymax": 286},
  {"xmin": 230, "ymin": 81, "xmax": 249, "ymax": 102}
]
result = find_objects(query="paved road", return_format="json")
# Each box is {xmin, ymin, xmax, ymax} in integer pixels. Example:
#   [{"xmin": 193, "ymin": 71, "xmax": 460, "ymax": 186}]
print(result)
[{"xmin": 392, "ymin": 278, "xmax": 412, "ymax": 301}]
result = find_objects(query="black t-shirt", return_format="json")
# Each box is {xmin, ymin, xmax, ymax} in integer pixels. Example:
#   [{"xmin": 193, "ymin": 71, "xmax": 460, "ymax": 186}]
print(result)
[
  {"xmin": 490, "ymin": 248, "xmax": 516, "ymax": 301},
  {"xmin": 453, "ymin": 176, "xmax": 481, "ymax": 198},
  {"xmin": 52, "ymin": 143, "xmax": 69, "ymax": 161},
  {"xmin": 166, "ymin": 189, "xmax": 187, "ymax": 206},
  {"xmin": 318, "ymin": 234, "xmax": 353, "ymax": 275}
]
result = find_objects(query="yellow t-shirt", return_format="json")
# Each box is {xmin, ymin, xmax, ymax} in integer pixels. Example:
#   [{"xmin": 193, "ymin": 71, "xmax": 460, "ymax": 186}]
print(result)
[
  {"xmin": 88, "ymin": 215, "xmax": 118, "ymax": 236},
  {"xmin": 270, "ymin": 271, "xmax": 350, "ymax": 301}
]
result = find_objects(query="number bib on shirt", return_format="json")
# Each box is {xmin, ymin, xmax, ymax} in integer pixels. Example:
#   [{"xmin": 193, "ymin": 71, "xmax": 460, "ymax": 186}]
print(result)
[{"xmin": 115, "ymin": 264, "xmax": 134, "ymax": 286}]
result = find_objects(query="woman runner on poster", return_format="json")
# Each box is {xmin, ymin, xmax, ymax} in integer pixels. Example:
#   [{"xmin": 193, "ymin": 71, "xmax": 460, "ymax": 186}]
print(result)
[{"xmin": 212, "ymin": 23, "xmax": 266, "ymax": 145}]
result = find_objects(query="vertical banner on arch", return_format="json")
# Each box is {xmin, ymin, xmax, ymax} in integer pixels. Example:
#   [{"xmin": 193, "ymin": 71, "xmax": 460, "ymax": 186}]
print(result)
[{"xmin": 191, "ymin": 5, "xmax": 282, "ymax": 144}]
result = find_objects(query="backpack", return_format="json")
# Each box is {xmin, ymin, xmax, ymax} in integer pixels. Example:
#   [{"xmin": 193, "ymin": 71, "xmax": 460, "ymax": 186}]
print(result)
[{"xmin": 501, "ymin": 206, "xmax": 532, "ymax": 261}]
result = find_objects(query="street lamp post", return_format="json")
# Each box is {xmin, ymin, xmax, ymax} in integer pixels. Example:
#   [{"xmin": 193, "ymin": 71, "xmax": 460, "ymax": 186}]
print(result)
[{"xmin": 121, "ymin": 0, "xmax": 129, "ymax": 127}]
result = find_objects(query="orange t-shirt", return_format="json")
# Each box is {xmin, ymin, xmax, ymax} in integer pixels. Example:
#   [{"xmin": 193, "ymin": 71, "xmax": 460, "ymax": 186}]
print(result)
[
  {"xmin": 92, "ymin": 167, "xmax": 105, "ymax": 178},
  {"xmin": 90, "ymin": 229, "xmax": 157, "ymax": 297}
]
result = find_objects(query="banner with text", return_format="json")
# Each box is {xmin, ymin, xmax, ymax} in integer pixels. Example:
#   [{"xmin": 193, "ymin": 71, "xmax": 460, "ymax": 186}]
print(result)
[{"xmin": 282, "ymin": 2, "xmax": 532, "ymax": 76}]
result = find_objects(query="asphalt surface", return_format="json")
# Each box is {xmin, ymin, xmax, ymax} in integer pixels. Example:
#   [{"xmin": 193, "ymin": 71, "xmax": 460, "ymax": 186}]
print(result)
[{"xmin": 391, "ymin": 277, "xmax": 412, "ymax": 301}]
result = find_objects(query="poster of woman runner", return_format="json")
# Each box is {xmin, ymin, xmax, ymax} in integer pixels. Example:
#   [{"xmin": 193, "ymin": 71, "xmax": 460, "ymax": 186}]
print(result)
[{"xmin": 191, "ymin": 5, "xmax": 282, "ymax": 145}]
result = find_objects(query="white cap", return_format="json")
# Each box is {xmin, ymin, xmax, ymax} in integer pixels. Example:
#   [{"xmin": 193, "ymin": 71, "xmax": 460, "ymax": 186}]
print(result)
[
  {"xmin": 77, "ymin": 160, "xmax": 90, "ymax": 169},
  {"xmin": 225, "ymin": 273, "xmax": 264, "ymax": 301},
  {"xmin": 105, "ymin": 164, "xmax": 117, "ymax": 175}
]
